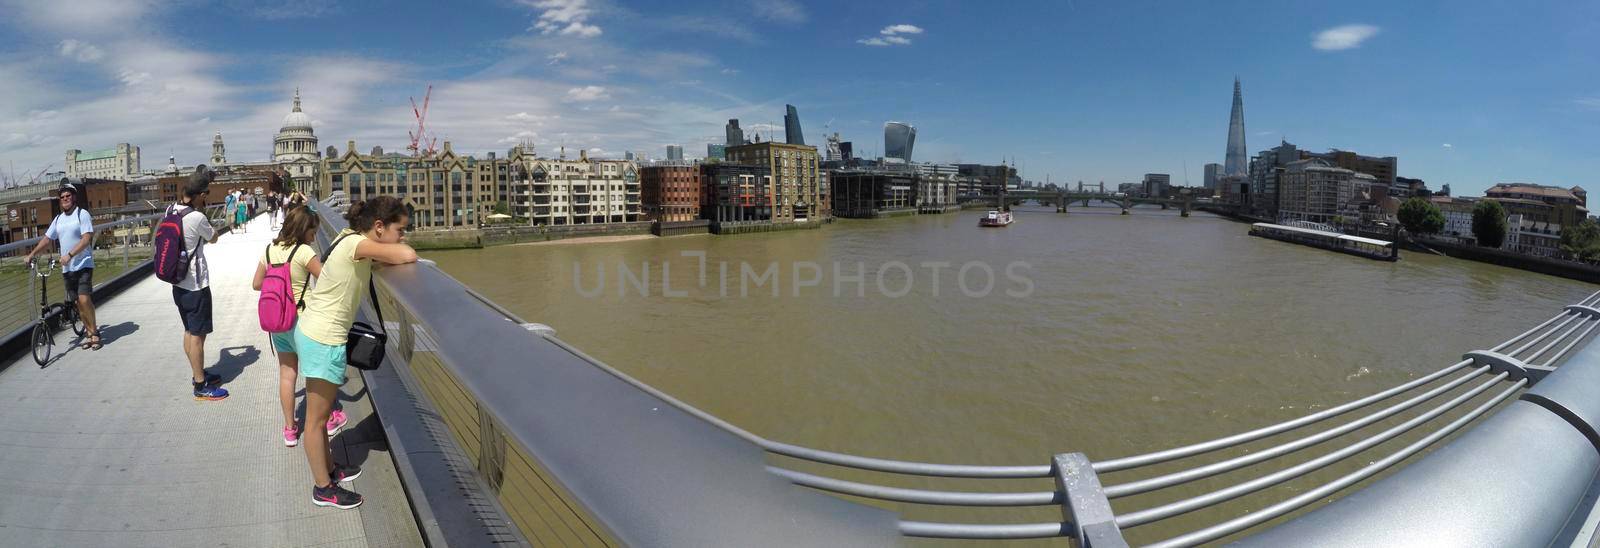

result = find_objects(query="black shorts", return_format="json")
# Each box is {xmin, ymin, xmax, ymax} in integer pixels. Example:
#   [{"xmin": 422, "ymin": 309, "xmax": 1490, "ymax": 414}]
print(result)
[
  {"xmin": 62, "ymin": 268, "xmax": 93, "ymax": 299},
  {"xmin": 172, "ymin": 286, "xmax": 213, "ymax": 336}
]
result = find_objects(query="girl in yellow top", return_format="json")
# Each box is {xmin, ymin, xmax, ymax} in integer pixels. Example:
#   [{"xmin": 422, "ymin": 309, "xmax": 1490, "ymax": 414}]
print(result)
[
  {"xmin": 253, "ymin": 207, "xmax": 349, "ymax": 448},
  {"xmin": 292, "ymin": 196, "xmax": 417, "ymax": 510}
]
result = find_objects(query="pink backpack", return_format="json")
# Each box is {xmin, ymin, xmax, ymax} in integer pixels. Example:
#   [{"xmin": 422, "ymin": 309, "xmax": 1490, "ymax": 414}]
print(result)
[{"xmin": 258, "ymin": 243, "xmax": 308, "ymax": 333}]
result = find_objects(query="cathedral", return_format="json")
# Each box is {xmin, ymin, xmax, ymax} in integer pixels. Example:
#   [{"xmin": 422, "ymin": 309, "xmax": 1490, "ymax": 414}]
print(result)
[{"xmin": 207, "ymin": 88, "xmax": 321, "ymax": 190}]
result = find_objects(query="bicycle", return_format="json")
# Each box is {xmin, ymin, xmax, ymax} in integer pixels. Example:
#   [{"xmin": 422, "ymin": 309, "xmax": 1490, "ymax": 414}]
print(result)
[{"xmin": 29, "ymin": 259, "xmax": 86, "ymax": 366}]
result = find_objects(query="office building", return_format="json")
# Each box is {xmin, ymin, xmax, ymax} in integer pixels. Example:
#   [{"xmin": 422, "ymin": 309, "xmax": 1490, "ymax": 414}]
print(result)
[
  {"xmin": 666, "ymin": 145, "xmax": 684, "ymax": 162},
  {"xmin": 65, "ymin": 143, "xmax": 141, "ymax": 181},
  {"xmin": 831, "ymin": 171, "xmax": 915, "ymax": 218},
  {"xmin": 1278, "ymin": 159, "xmax": 1376, "ymax": 225},
  {"xmin": 701, "ymin": 163, "xmax": 773, "ymax": 223},
  {"xmin": 1143, "ymin": 173, "xmax": 1171, "ymax": 198},
  {"xmin": 1204, "ymin": 163, "xmax": 1221, "ymax": 192},
  {"xmin": 1485, "ymin": 183, "xmax": 1589, "ymax": 227},
  {"xmin": 725, "ymin": 119, "xmax": 745, "ymax": 146},
  {"xmin": 1225, "ymin": 78, "xmax": 1247, "ymax": 177},
  {"xmin": 707, "ymin": 144, "xmax": 727, "ymax": 161},
  {"xmin": 956, "ymin": 163, "xmax": 1016, "ymax": 197},
  {"xmin": 725, "ymin": 141, "xmax": 822, "ymax": 221},
  {"xmin": 784, "ymin": 105, "xmax": 805, "ymax": 145},
  {"xmin": 885, "ymin": 122, "xmax": 916, "ymax": 163},
  {"xmin": 640, "ymin": 164, "xmax": 702, "ymax": 222}
]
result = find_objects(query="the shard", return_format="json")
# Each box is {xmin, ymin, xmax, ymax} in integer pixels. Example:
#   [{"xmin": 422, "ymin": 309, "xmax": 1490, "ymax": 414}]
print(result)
[{"xmin": 1224, "ymin": 77, "xmax": 1247, "ymax": 176}]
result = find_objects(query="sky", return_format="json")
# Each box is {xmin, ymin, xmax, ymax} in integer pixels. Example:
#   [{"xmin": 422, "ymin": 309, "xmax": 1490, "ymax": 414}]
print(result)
[{"xmin": 1, "ymin": 0, "xmax": 1597, "ymax": 197}]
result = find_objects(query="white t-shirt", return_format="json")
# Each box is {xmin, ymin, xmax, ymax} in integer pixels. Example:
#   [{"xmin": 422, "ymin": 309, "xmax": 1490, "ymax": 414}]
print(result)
[{"xmin": 169, "ymin": 204, "xmax": 216, "ymax": 291}]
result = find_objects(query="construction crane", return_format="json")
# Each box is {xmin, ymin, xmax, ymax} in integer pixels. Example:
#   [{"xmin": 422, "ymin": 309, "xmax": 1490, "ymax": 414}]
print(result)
[{"xmin": 407, "ymin": 85, "xmax": 437, "ymax": 157}]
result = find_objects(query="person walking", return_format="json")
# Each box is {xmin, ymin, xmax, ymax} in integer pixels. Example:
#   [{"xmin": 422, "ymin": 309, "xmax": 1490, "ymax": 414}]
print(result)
[
  {"xmin": 295, "ymin": 196, "xmax": 417, "ymax": 509},
  {"xmin": 168, "ymin": 167, "xmax": 228, "ymax": 401},
  {"xmin": 252, "ymin": 206, "xmax": 347, "ymax": 447},
  {"xmin": 234, "ymin": 190, "xmax": 250, "ymax": 233},
  {"xmin": 225, "ymin": 189, "xmax": 238, "ymax": 231},
  {"xmin": 23, "ymin": 179, "xmax": 102, "ymax": 350}
]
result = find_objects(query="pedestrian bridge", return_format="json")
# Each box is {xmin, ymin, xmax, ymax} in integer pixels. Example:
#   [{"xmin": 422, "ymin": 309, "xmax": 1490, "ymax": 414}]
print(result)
[{"xmin": 2, "ymin": 201, "xmax": 1599, "ymax": 547}]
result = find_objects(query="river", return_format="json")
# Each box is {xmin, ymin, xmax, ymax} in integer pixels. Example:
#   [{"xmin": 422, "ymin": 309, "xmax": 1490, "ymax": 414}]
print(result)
[{"xmin": 427, "ymin": 205, "xmax": 1593, "ymax": 544}]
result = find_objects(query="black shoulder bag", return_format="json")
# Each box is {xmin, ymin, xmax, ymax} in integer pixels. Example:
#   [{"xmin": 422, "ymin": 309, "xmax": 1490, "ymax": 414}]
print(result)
[{"xmin": 324, "ymin": 233, "xmax": 387, "ymax": 371}]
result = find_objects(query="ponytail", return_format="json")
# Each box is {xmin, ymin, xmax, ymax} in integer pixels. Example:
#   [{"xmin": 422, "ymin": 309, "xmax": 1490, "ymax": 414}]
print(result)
[{"xmin": 344, "ymin": 196, "xmax": 407, "ymax": 234}]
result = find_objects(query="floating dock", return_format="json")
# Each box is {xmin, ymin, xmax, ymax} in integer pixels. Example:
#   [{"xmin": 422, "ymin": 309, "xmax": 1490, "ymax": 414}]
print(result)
[{"xmin": 1249, "ymin": 222, "xmax": 1398, "ymax": 261}]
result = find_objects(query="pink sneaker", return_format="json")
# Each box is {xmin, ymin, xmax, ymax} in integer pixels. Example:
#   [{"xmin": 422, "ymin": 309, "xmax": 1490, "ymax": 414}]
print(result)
[
  {"xmin": 326, "ymin": 409, "xmax": 348, "ymax": 437},
  {"xmin": 283, "ymin": 425, "xmax": 301, "ymax": 447}
]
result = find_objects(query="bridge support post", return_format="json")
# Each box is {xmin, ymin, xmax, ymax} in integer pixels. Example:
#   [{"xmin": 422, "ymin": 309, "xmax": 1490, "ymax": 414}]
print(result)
[{"xmin": 1053, "ymin": 453, "xmax": 1128, "ymax": 548}]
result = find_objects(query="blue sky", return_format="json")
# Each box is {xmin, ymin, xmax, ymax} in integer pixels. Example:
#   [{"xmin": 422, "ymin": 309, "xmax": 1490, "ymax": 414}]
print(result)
[{"xmin": 1, "ymin": 0, "xmax": 1597, "ymax": 196}]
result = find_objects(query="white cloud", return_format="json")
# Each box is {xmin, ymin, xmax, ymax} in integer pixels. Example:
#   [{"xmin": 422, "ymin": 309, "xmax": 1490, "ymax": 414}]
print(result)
[
  {"xmin": 881, "ymin": 24, "xmax": 924, "ymax": 36},
  {"xmin": 1577, "ymin": 97, "xmax": 1600, "ymax": 111},
  {"xmin": 564, "ymin": 85, "xmax": 610, "ymax": 102},
  {"xmin": 1442, "ymin": 143, "xmax": 1453, "ymax": 149},
  {"xmin": 3, "ymin": 0, "xmax": 158, "ymax": 33},
  {"xmin": 751, "ymin": 0, "xmax": 806, "ymax": 23},
  {"xmin": 546, "ymin": 51, "xmax": 568, "ymax": 65},
  {"xmin": 721, "ymin": 68, "xmax": 739, "ymax": 75},
  {"xmin": 523, "ymin": 0, "xmax": 602, "ymax": 38},
  {"xmin": 859, "ymin": 24, "xmax": 924, "ymax": 47},
  {"xmin": 58, "ymin": 40, "xmax": 105, "ymax": 63},
  {"xmin": 1313, "ymin": 24, "xmax": 1380, "ymax": 51},
  {"xmin": 498, "ymin": 130, "xmax": 540, "ymax": 144}
]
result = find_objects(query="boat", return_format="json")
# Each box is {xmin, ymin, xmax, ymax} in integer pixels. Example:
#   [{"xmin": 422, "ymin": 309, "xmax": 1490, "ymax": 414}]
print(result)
[{"xmin": 979, "ymin": 209, "xmax": 1013, "ymax": 227}]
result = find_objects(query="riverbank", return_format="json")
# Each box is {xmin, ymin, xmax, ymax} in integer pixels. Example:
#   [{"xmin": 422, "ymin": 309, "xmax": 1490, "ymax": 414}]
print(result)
[
  {"xmin": 1417, "ymin": 237, "xmax": 1600, "ymax": 284},
  {"xmin": 505, "ymin": 234, "xmax": 662, "ymax": 247}
]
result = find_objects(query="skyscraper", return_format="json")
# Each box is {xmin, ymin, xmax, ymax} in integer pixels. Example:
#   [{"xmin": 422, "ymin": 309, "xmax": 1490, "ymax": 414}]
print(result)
[
  {"xmin": 725, "ymin": 119, "xmax": 745, "ymax": 146},
  {"xmin": 666, "ymin": 145, "xmax": 684, "ymax": 162},
  {"xmin": 1203, "ymin": 163, "xmax": 1221, "ymax": 191},
  {"xmin": 884, "ymin": 122, "xmax": 916, "ymax": 163},
  {"xmin": 1224, "ymin": 77, "xmax": 1247, "ymax": 176},
  {"xmin": 784, "ymin": 105, "xmax": 805, "ymax": 145}
]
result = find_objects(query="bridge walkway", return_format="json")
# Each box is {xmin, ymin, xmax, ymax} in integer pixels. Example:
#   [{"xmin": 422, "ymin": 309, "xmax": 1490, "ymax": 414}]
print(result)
[{"xmin": 0, "ymin": 213, "xmax": 422, "ymax": 548}]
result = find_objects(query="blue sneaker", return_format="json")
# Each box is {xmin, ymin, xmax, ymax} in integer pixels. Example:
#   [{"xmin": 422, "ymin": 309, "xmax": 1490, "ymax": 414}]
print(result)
[{"xmin": 194, "ymin": 382, "xmax": 229, "ymax": 401}]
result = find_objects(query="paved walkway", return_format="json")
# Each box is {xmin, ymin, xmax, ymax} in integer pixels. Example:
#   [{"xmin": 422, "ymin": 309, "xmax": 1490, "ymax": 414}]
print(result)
[{"xmin": 0, "ymin": 213, "xmax": 422, "ymax": 548}]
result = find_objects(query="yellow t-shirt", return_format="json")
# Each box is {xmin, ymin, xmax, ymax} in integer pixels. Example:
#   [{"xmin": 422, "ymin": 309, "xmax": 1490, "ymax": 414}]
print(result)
[
  {"xmin": 260, "ymin": 242, "xmax": 317, "ymax": 304},
  {"xmin": 298, "ymin": 230, "xmax": 372, "ymax": 346}
]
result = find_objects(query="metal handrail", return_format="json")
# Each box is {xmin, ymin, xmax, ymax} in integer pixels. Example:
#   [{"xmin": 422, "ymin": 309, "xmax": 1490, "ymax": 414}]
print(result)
[
  {"xmin": 1114, "ymin": 372, "xmax": 1512, "ymax": 529},
  {"xmin": 765, "ymin": 466, "xmax": 1059, "ymax": 506},
  {"xmin": 1101, "ymin": 364, "xmax": 1495, "ymax": 499},
  {"xmin": 1147, "ymin": 380, "xmax": 1528, "ymax": 548}
]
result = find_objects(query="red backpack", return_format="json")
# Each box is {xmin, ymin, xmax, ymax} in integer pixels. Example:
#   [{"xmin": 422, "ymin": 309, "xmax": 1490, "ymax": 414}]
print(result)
[
  {"xmin": 258, "ymin": 244, "xmax": 308, "ymax": 333},
  {"xmin": 154, "ymin": 205, "xmax": 200, "ymax": 284}
]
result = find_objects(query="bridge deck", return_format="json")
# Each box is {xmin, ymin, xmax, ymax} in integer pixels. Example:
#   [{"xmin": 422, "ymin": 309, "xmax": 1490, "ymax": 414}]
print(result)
[{"xmin": 0, "ymin": 214, "xmax": 422, "ymax": 548}]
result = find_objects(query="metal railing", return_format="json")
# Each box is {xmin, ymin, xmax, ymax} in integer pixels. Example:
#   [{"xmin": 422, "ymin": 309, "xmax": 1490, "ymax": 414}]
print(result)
[
  {"xmin": 306, "ymin": 199, "xmax": 1600, "ymax": 546},
  {"xmin": 537, "ymin": 287, "xmax": 1600, "ymax": 546},
  {"xmin": 0, "ymin": 204, "xmax": 230, "ymax": 342}
]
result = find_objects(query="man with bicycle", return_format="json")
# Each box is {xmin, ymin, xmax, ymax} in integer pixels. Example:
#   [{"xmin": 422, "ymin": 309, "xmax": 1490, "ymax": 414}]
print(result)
[{"xmin": 23, "ymin": 179, "xmax": 102, "ymax": 350}]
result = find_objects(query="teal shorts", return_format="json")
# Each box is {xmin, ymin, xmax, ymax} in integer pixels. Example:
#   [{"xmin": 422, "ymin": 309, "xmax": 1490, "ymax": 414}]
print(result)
[
  {"xmin": 270, "ymin": 330, "xmax": 296, "ymax": 354},
  {"xmin": 293, "ymin": 325, "xmax": 348, "ymax": 386}
]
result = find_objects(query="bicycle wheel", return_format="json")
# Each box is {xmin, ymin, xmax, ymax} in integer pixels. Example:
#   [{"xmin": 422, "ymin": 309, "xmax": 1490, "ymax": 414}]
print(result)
[
  {"xmin": 69, "ymin": 304, "xmax": 86, "ymax": 337},
  {"xmin": 32, "ymin": 323, "xmax": 52, "ymax": 366}
]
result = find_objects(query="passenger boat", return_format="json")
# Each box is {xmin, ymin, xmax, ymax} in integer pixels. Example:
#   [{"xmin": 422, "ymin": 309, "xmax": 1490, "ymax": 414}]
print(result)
[{"xmin": 979, "ymin": 209, "xmax": 1013, "ymax": 227}]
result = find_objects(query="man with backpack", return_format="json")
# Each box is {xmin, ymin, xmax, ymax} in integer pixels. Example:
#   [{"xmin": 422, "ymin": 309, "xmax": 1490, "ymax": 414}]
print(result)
[
  {"xmin": 157, "ymin": 166, "xmax": 228, "ymax": 401},
  {"xmin": 22, "ymin": 179, "xmax": 103, "ymax": 350}
]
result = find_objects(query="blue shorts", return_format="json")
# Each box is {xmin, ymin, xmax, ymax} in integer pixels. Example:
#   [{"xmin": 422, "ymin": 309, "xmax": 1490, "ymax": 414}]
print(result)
[
  {"xmin": 293, "ymin": 325, "xmax": 348, "ymax": 386},
  {"xmin": 270, "ymin": 330, "xmax": 296, "ymax": 354}
]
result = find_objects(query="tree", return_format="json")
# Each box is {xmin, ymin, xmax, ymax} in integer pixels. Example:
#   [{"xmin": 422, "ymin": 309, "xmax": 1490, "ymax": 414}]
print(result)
[
  {"xmin": 493, "ymin": 201, "xmax": 510, "ymax": 215},
  {"xmin": 1398, "ymin": 197, "xmax": 1446, "ymax": 235},
  {"xmin": 1560, "ymin": 218, "xmax": 1600, "ymax": 261},
  {"xmin": 1472, "ymin": 200, "xmax": 1509, "ymax": 248}
]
